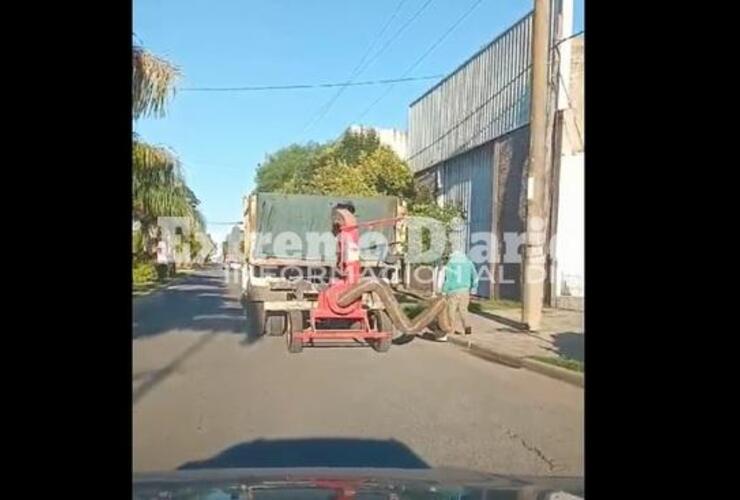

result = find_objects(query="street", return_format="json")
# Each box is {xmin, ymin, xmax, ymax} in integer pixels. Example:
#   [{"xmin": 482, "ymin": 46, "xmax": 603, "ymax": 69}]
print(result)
[{"xmin": 133, "ymin": 268, "xmax": 583, "ymax": 476}]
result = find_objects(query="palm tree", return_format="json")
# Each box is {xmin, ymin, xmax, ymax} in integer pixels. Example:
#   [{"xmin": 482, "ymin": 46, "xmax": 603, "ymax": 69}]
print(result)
[
  {"xmin": 132, "ymin": 138, "xmax": 206, "ymax": 248},
  {"xmin": 132, "ymin": 43, "xmax": 205, "ymax": 258},
  {"xmin": 132, "ymin": 44, "xmax": 180, "ymax": 120}
]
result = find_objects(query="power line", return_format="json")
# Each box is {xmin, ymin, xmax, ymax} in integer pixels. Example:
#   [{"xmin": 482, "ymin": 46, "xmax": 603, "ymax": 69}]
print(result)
[
  {"xmin": 181, "ymin": 74, "xmax": 444, "ymax": 92},
  {"xmin": 302, "ymin": 0, "xmax": 436, "ymax": 133},
  {"xmin": 357, "ymin": 0, "xmax": 437, "ymax": 78},
  {"xmin": 301, "ymin": 0, "xmax": 411, "ymax": 133},
  {"xmin": 402, "ymin": 0, "xmax": 486, "ymax": 79},
  {"xmin": 354, "ymin": 0, "xmax": 411, "ymax": 77},
  {"xmin": 356, "ymin": 0, "xmax": 486, "ymax": 122}
]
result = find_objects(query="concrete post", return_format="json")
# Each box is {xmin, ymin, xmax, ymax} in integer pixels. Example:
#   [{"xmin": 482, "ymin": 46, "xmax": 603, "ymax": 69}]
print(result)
[{"xmin": 521, "ymin": 0, "xmax": 551, "ymax": 331}]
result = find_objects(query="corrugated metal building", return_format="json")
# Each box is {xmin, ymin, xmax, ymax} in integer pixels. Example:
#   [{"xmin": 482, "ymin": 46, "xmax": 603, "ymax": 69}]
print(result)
[
  {"xmin": 407, "ymin": 0, "xmax": 581, "ymax": 303},
  {"xmin": 408, "ymin": 12, "xmax": 534, "ymax": 174}
]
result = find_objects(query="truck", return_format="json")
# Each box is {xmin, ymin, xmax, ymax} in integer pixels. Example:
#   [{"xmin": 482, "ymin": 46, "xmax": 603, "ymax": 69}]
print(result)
[{"xmin": 241, "ymin": 192, "xmax": 406, "ymax": 338}]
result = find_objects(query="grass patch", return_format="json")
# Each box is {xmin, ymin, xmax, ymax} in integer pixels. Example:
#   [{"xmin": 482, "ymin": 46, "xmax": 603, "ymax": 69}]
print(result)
[
  {"xmin": 133, "ymin": 261, "xmax": 157, "ymax": 285},
  {"xmin": 133, "ymin": 282, "xmax": 158, "ymax": 295},
  {"xmin": 470, "ymin": 299, "xmax": 521, "ymax": 313},
  {"xmin": 530, "ymin": 355, "xmax": 584, "ymax": 373}
]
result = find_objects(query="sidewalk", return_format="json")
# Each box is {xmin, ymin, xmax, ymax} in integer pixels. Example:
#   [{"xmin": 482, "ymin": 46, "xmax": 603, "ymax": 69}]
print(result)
[
  {"xmin": 456, "ymin": 308, "xmax": 584, "ymax": 362},
  {"xmin": 461, "ymin": 305, "xmax": 584, "ymax": 361},
  {"xmin": 398, "ymin": 288, "xmax": 584, "ymax": 385},
  {"xmin": 449, "ymin": 305, "xmax": 584, "ymax": 386}
]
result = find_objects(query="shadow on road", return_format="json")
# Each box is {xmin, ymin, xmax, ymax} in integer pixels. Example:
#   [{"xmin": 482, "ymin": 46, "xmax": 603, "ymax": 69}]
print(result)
[
  {"xmin": 550, "ymin": 332, "xmax": 584, "ymax": 362},
  {"xmin": 132, "ymin": 271, "xmax": 261, "ymax": 404},
  {"xmin": 133, "ymin": 331, "xmax": 219, "ymax": 405},
  {"xmin": 178, "ymin": 438, "xmax": 430, "ymax": 469},
  {"xmin": 133, "ymin": 272, "xmax": 247, "ymax": 340}
]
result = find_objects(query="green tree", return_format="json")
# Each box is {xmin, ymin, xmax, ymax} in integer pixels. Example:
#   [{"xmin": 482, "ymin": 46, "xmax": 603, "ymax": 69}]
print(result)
[
  {"xmin": 259, "ymin": 130, "xmax": 412, "ymax": 198},
  {"xmin": 255, "ymin": 142, "xmax": 325, "ymax": 192},
  {"xmin": 188, "ymin": 231, "xmax": 203, "ymax": 262},
  {"xmin": 406, "ymin": 183, "xmax": 464, "ymax": 261},
  {"xmin": 132, "ymin": 139, "xmax": 204, "ymax": 247},
  {"xmin": 407, "ymin": 184, "xmax": 461, "ymax": 223},
  {"xmin": 252, "ymin": 130, "xmax": 457, "ymax": 233},
  {"xmin": 305, "ymin": 141, "xmax": 412, "ymax": 198},
  {"xmin": 332, "ymin": 128, "xmax": 381, "ymax": 165},
  {"xmin": 307, "ymin": 156, "xmax": 376, "ymax": 196},
  {"xmin": 357, "ymin": 146, "xmax": 413, "ymax": 198}
]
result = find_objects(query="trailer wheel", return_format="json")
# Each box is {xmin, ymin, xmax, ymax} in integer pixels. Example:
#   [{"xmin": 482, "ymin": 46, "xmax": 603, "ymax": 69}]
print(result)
[
  {"xmin": 265, "ymin": 314, "xmax": 286, "ymax": 336},
  {"xmin": 373, "ymin": 336, "xmax": 391, "ymax": 353},
  {"xmin": 287, "ymin": 310, "xmax": 304, "ymax": 353},
  {"xmin": 370, "ymin": 311, "xmax": 392, "ymax": 353}
]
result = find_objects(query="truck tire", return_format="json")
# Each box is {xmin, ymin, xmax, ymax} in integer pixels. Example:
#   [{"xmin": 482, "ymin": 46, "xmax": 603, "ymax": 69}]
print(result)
[
  {"xmin": 244, "ymin": 286, "xmax": 283, "ymax": 337},
  {"xmin": 245, "ymin": 300, "xmax": 265, "ymax": 338},
  {"xmin": 265, "ymin": 314, "xmax": 286, "ymax": 336},
  {"xmin": 287, "ymin": 310, "xmax": 304, "ymax": 353},
  {"xmin": 370, "ymin": 310, "xmax": 392, "ymax": 353}
]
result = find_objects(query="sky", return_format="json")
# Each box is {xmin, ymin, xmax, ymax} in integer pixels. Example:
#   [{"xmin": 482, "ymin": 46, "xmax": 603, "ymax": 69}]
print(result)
[{"xmin": 133, "ymin": 0, "xmax": 584, "ymax": 245}]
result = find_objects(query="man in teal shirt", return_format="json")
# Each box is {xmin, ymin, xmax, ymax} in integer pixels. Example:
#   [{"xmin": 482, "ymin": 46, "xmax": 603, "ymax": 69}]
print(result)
[{"xmin": 440, "ymin": 250, "xmax": 478, "ymax": 339}]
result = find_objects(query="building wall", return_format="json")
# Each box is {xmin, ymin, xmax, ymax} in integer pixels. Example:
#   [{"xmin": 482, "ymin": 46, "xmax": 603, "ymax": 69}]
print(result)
[
  {"xmin": 404, "ymin": 10, "xmax": 539, "ymax": 299},
  {"xmin": 406, "ymin": 1, "xmax": 572, "ymax": 304},
  {"xmin": 553, "ymin": 35, "xmax": 584, "ymax": 309},
  {"xmin": 554, "ymin": 153, "xmax": 583, "ymax": 299},
  {"xmin": 413, "ymin": 126, "xmax": 530, "ymax": 300},
  {"xmin": 438, "ymin": 143, "xmax": 494, "ymax": 297},
  {"xmin": 560, "ymin": 36, "xmax": 584, "ymax": 157}
]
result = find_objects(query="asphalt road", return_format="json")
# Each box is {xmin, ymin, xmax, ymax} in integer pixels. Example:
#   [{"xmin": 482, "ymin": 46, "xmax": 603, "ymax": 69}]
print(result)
[{"xmin": 133, "ymin": 268, "xmax": 583, "ymax": 476}]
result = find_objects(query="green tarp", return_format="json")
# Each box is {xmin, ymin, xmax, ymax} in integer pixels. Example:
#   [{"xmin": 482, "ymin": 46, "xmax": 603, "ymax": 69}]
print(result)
[{"xmin": 252, "ymin": 193, "xmax": 398, "ymax": 262}]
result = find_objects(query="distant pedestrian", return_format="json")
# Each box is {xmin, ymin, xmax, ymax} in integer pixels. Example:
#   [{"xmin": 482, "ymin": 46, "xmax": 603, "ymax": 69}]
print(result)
[
  {"xmin": 156, "ymin": 238, "xmax": 170, "ymax": 280},
  {"xmin": 441, "ymin": 250, "xmax": 478, "ymax": 339}
]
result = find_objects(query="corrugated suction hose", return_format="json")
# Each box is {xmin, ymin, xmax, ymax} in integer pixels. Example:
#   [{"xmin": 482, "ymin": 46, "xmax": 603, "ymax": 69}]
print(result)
[{"xmin": 336, "ymin": 278, "xmax": 453, "ymax": 339}]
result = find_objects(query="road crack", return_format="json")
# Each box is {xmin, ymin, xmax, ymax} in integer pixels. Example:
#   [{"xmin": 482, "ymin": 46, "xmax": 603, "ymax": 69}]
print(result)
[{"xmin": 503, "ymin": 428, "xmax": 556, "ymax": 471}]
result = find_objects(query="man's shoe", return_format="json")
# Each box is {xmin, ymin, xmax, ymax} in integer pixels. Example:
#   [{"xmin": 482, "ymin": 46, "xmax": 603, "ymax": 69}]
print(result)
[
  {"xmin": 436, "ymin": 334, "xmax": 448, "ymax": 342},
  {"xmin": 464, "ymin": 327, "xmax": 472, "ymax": 335}
]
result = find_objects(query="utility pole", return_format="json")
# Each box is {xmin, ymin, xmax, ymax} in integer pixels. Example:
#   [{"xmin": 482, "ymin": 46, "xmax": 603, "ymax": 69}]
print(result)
[{"xmin": 522, "ymin": 0, "xmax": 551, "ymax": 331}]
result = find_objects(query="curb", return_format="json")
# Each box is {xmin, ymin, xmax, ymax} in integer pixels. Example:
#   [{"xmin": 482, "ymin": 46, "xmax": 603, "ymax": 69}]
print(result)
[
  {"xmin": 447, "ymin": 335, "xmax": 584, "ymax": 387},
  {"xmin": 520, "ymin": 358, "xmax": 584, "ymax": 387},
  {"xmin": 447, "ymin": 335, "xmax": 523, "ymax": 368}
]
